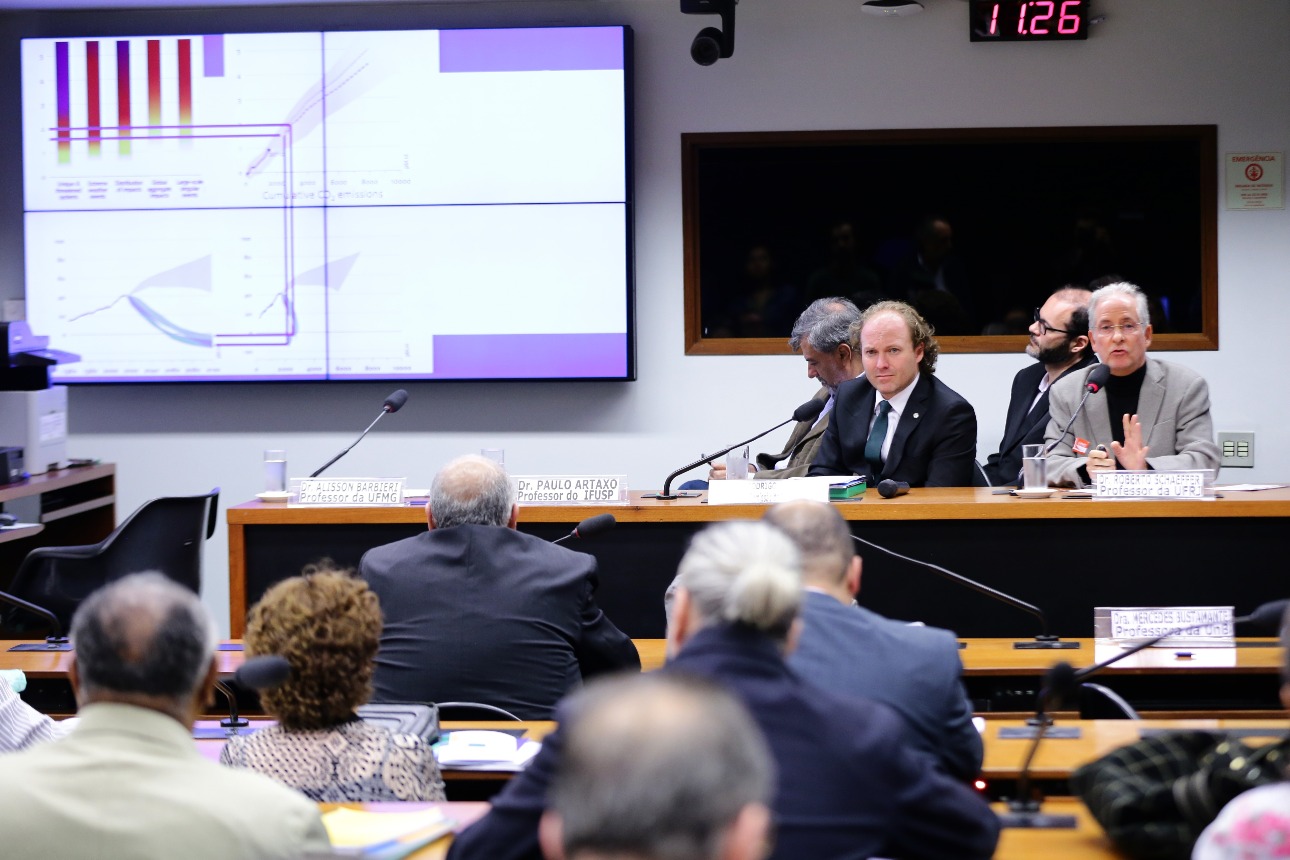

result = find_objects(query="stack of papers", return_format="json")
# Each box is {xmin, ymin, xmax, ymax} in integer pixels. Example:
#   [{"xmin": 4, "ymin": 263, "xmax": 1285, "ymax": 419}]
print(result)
[{"xmin": 322, "ymin": 806, "xmax": 454, "ymax": 859}]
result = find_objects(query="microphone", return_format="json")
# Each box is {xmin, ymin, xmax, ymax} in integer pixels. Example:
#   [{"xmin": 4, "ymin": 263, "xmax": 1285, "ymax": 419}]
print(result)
[
  {"xmin": 877, "ymin": 479, "xmax": 909, "ymax": 499},
  {"xmin": 552, "ymin": 513, "xmax": 617, "ymax": 545},
  {"xmin": 212, "ymin": 655, "xmax": 293, "ymax": 734},
  {"xmin": 1040, "ymin": 363, "xmax": 1111, "ymax": 459},
  {"xmin": 310, "ymin": 389, "xmax": 409, "ymax": 478},
  {"xmin": 849, "ymin": 534, "xmax": 1078, "ymax": 650},
  {"xmin": 213, "ymin": 677, "xmax": 249, "ymax": 731},
  {"xmin": 644, "ymin": 398, "xmax": 827, "ymax": 501},
  {"xmin": 0, "ymin": 589, "xmax": 68, "ymax": 647},
  {"xmin": 234, "ymin": 655, "xmax": 292, "ymax": 690},
  {"xmin": 999, "ymin": 662, "xmax": 1080, "ymax": 829},
  {"xmin": 999, "ymin": 600, "xmax": 1287, "ymax": 830}
]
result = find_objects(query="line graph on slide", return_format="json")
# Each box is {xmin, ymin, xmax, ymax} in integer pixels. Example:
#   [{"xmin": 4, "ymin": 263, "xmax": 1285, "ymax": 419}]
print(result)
[{"xmin": 21, "ymin": 27, "xmax": 631, "ymax": 382}]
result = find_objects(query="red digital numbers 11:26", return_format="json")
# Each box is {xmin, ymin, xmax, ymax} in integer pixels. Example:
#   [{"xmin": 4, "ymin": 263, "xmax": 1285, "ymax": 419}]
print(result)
[{"xmin": 986, "ymin": 1, "xmax": 1083, "ymax": 36}]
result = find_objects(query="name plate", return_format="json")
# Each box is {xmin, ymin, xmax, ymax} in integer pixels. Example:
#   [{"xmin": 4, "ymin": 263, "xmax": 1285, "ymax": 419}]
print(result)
[
  {"xmin": 1093, "ymin": 470, "xmax": 1206, "ymax": 499},
  {"xmin": 295, "ymin": 478, "xmax": 406, "ymax": 506},
  {"xmin": 706, "ymin": 477, "xmax": 831, "ymax": 505},
  {"xmin": 513, "ymin": 475, "xmax": 628, "ymax": 504},
  {"xmin": 1094, "ymin": 605, "xmax": 1235, "ymax": 646}
]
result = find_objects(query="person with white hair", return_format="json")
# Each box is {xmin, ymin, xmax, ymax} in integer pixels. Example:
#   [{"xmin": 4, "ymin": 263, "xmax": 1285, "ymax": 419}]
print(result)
[
  {"xmin": 1044, "ymin": 281, "xmax": 1220, "ymax": 487},
  {"xmin": 450, "ymin": 520, "xmax": 1000, "ymax": 860}
]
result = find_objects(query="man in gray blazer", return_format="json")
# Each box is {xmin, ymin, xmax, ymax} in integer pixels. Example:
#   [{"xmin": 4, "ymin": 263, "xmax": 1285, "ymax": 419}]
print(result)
[
  {"xmin": 765, "ymin": 500, "xmax": 983, "ymax": 782},
  {"xmin": 709, "ymin": 297, "xmax": 863, "ymax": 480},
  {"xmin": 1044, "ymin": 281, "xmax": 1219, "ymax": 487},
  {"xmin": 0, "ymin": 573, "xmax": 330, "ymax": 860}
]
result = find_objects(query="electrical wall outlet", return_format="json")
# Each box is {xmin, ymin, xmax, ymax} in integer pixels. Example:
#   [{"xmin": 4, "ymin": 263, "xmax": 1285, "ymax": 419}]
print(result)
[{"xmin": 1218, "ymin": 432, "xmax": 1255, "ymax": 468}]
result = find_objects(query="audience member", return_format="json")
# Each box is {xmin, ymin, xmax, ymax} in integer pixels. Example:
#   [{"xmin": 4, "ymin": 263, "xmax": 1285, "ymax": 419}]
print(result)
[
  {"xmin": 0, "ymin": 672, "xmax": 76, "ymax": 752},
  {"xmin": 449, "ymin": 520, "xmax": 1000, "ymax": 860},
  {"xmin": 809, "ymin": 300, "xmax": 978, "ymax": 486},
  {"xmin": 1073, "ymin": 604, "xmax": 1290, "ymax": 860},
  {"xmin": 1193, "ymin": 610, "xmax": 1290, "ymax": 859},
  {"xmin": 1044, "ymin": 282, "xmax": 1220, "ymax": 487},
  {"xmin": 0, "ymin": 573, "xmax": 330, "ymax": 859},
  {"xmin": 805, "ymin": 220, "xmax": 884, "ymax": 310},
  {"xmin": 538, "ymin": 673, "xmax": 773, "ymax": 860},
  {"xmin": 766, "ymin": 499, "xmax": 982, "ymax": 781},
  {"xmin": 887, "ymin": 215, "xmax": 974, "ymax": 335},
  {"xmin": 710, "ymin": 297, "xmax": 863, "ymax": 481},
  {"xmin": 360, "ymin": 455, "xmax": 639, "ymax": 720},
  {"xmin": 983, "ymin": 286, "xmax": 1094, "ymax": 485},
  {"xmin": 220, "ymin": 564, "xmax": 445, "ymax": 801}
]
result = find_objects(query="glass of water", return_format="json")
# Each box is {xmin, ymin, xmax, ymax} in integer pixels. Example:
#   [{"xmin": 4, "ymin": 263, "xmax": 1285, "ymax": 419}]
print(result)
[
  {"xmin": 1021, "ymin": 444, "xmax": 1047, "ymax": 490},
  {"xmin": 263, "ymin": 449, "xmax": 287, "ymax": 493}
]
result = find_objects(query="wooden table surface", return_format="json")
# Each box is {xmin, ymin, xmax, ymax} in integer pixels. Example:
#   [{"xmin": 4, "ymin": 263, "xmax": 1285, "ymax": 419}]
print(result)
[
  {"xmin": 7, "ymin": 637, "xmax": 1278, "ymax": 679},
  {"xmin": 993, "ymin": 798, "xmax": 1124, "ymax": 859},
  {"xmin": 314, "ymin": 798, "xmax": 1123, "ymax": 860},
  {"xmin": 230, "ymin": 486, "xmax": 1290, "ymax": 524},
  {"xmin": 982, "ymin": 717, "xmax": 1288, "ymax": 779}
]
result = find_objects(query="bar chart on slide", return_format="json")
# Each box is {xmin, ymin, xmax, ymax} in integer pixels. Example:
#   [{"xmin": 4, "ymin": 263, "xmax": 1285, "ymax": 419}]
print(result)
[{"xmin": 22, "ymin": 27, "xmax": 631, "ymax": 382}]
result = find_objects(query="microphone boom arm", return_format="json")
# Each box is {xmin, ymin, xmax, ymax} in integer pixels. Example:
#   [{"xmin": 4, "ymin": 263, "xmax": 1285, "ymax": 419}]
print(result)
[
  {"xmin": 310, "ymin": 410, "xmax": 389, "ymax": 478},
  {"xmin": 649, "ymin": 415, "xmax": 798, "ymax": 500},
  {"xmin": 850, "ymin": 534, "xmax": 1061, "ymax": 645}
]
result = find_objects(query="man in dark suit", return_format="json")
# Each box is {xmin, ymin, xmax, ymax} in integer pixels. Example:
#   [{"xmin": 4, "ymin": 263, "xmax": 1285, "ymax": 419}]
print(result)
[
  {"xmin": 983, "ymin": 286, "xmax": 1094, "ymax": 486},
  {"xmin": 449, "ymin": 521, "xmax": 1000, "ymax": 860},
  {"xmin": 808, "ymin": 300, "xmax": 977, "ymax": 487},
  {"xmin": 765, "ymin": 500, "xmax": 982, "ymax": 782},
  {"xmin": 359, "ymin": 455, "xmax": 639, "ymax": 720}
]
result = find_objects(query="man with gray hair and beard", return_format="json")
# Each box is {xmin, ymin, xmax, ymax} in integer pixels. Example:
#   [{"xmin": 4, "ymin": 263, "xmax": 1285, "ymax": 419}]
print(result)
[
  {"xmin": 360, "ymin": 454, "xmax": 639, "ymax": 719},
  {"xmin": 0, "ymin": 573, "xmax": 330, "ymax": 859},
  {"xmin": 538, "ymin": 673, "xmax": 774, "ymax": 860},
  {"xmin": 709, "ymin": 296, "xmax": 863, "ymax": 481}
]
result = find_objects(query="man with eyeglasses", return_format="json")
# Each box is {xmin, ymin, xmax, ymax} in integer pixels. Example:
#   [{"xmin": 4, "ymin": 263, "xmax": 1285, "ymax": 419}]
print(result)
[
  {"xmin": 1044, "ymin": 281, "xmax": 1219, "ymax": 487},
  {"xmin": 982, "ymin": 286, "xmax": 1094, "ymax": 485}
]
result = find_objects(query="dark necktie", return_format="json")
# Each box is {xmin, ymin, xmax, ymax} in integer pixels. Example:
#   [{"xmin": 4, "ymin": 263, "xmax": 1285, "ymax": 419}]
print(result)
[{"xmin": 864, "ymin": 400, "xmax": 891, "ymax": 474}]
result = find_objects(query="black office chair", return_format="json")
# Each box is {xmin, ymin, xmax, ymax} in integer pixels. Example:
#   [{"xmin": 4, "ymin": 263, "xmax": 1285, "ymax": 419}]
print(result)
[
  {"xmin": 436, "ymin": 701, "xmax": 522, "ymax": 721},
  {"xmin": 1, "ymin": 487, "xmax": 219, "ymax": 636},
  {"xmin": 1078, "ymin": 682, "xmax": 1141, "ymax": 720}
]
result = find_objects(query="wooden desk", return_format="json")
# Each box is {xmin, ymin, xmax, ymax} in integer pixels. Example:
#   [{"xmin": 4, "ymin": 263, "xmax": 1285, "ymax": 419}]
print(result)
[
  {"xmin": 318, "ymin": 799, "xmax": 1122, "ymax": 860},
  {"xmin": 993, "ymin": 799, "xmax": 1125, "ymax": 860},
  {"xmin": 982, "ymin": 717, "xmax": 1288, "ymax": 782},
  {"xmin": 320, "ymin": 801, "xmax": 490, "ymax": 860},
  {"xmin": 0, "ymin": 464, "xmax": 116, "ymax": 590},
  {"xmin": 227, "ymin": 487, "xmax": 1290, "ymax": 640},
  {"xmin": 636, "ymin": 636, "xmax": 1285, "ymax": 714},
  {"xmin": 7, "ymin": 636, "xmax": 1280, "ymax": 715}
]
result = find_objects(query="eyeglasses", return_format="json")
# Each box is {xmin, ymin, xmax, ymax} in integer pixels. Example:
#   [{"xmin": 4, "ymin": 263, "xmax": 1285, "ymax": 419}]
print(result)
[
  {"xmin": 1032, "ymin": 308, "xmax": 1072, "ymax": 336},
  {"xmin": 1094, "ymin": 322, "xmax": 1143, "ymax": 338}
]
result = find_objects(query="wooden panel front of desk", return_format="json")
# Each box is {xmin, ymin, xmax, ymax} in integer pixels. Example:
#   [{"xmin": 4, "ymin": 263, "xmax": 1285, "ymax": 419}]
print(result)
[{"xmin": 227, "ymin": 488, "xmax": 1290, "ymax": 641}]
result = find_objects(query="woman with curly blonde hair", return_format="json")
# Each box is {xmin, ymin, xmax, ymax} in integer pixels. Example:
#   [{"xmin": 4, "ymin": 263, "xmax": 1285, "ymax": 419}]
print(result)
[{"xmin": 219, "ymin": 564, "xmax": 444, "ymax": 802}]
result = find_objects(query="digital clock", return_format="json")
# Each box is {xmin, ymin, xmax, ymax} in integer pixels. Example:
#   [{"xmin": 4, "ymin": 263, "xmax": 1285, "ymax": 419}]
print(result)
[{"xmin": 970, "ymin": 0, "xmax": 1089, "ymax": 42}]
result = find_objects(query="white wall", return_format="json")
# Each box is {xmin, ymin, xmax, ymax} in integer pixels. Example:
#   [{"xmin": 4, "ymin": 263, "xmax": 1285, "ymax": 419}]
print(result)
[{"xmin": 4, "ymin": 0, "xmax": 1288, "ymax": 634}]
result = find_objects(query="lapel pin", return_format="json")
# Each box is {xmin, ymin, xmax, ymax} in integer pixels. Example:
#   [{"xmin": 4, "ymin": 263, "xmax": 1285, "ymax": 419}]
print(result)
[{"xmin": 912, "ymin": 412, "xmax": 920, "ymax": 419}]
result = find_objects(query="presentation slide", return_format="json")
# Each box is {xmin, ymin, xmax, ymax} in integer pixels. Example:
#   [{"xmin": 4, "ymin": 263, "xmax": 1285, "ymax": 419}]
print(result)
[{"xmin": 21, "ymin": 27, "xmax": 631, "ymax": 382}]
